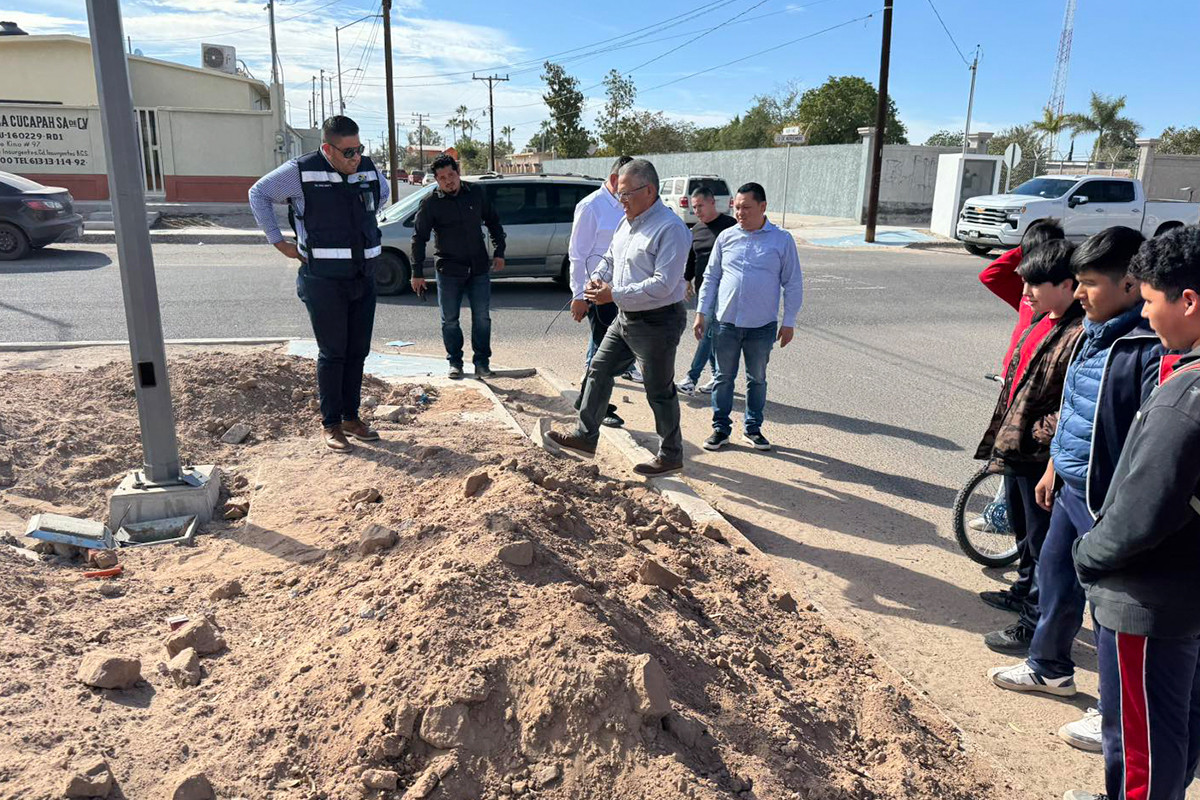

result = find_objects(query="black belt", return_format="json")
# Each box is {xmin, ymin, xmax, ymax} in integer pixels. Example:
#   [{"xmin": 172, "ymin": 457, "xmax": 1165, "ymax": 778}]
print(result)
[{"xmin": 619, "ymin": 301, "xmax": 686, "ymax": 320}]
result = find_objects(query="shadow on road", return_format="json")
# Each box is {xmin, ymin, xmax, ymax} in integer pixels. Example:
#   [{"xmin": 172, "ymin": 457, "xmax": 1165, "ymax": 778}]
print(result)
[
  {"xmin": 377, "ymin": 279, "xmax": 570, "ymax": 312},
  {"xmin": 0, "ymin": 248, "xmax": 112, "ymax": 273}
]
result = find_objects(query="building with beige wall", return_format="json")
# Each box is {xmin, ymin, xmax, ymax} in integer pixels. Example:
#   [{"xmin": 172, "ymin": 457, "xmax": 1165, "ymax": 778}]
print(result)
[{"xmin": 0, "ymin": 34, "xmax": 304, "ymax": 202}]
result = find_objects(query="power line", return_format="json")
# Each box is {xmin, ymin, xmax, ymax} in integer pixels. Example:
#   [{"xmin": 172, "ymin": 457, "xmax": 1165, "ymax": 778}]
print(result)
[
  {"xmin": 620, "ymin": 0, "xmax": 773, "ymax": 76},
  {"xmin": 138, "ymin": 0, "xmax": 349, "ymax": 43},
  {"xmin": 923, "ymin": 0, "xmax": 969, "ymax": 65}
]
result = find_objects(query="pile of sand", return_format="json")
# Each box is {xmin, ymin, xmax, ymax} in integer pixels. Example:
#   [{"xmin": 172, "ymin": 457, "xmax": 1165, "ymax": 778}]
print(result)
[{"xmin": 0, "ymin": 352, "xmax": 998, "ymax": 800}]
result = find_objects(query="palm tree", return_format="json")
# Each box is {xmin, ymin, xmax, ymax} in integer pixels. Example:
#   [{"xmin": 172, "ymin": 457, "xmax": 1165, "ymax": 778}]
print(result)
[
  {"xmin": 444, "ymin": 119, "xmax": 459, "ymax": 147},
  {"xmin": 1031, "ymin": 106, "xmax": 1071, "ymax": 173},
  {"xmin": 501, "ymin": 125, "xmax": 514, "ymax": 149},
  {"xmin": 1066, "ymin": 93, "xmax": 1141, "ymax": 168},
  {"xmin": 453, "ymin": 105, "xmax": 475, "ymax": 143}
]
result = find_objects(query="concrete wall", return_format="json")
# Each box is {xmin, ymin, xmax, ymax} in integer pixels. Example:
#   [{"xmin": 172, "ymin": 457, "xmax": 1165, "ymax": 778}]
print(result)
[
  {"xmin": 546, "ymin": 144, "xmax": 864, "ymax": 220},
  {"xmin": 876, "ymin": 145, "xmax": 958, "ymax": 225},
  {"xmin": 1145, "ymin": 154, "xmax": 1200, "ymax": 201}
]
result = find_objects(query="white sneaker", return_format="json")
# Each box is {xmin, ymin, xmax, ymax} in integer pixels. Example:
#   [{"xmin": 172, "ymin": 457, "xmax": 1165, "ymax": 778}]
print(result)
[
  {"xmin": 698, "ymin": 377, "xmax": 717, "ymax": 394},
  {"xmin": 676, "ymin": 378, "xmax": 696, "ymax": 396},
  {"xmin": 988, "ymin": 662, "xmax": 1076, "ymax": 697},
  {"xmin": 968, "ymin": 516, "xmax": 989, "ymax": 531},
  {"xmin": 622, "ymin": 366, "xmax": 644, "ymax": 384},
  {"xmin": 1059, "ymin": 708, "xmax": 1103, "ymax": 753}
]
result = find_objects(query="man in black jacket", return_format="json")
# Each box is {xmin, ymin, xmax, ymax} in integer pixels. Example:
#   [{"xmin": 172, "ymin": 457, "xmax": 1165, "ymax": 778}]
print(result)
[
  {"xmin": 1065, "ymin": 226, "xmax": 1200, "ymax": 800},
  {"xmin": 411, "ymin": 154, "xmax": 506, "ymax": 379}
]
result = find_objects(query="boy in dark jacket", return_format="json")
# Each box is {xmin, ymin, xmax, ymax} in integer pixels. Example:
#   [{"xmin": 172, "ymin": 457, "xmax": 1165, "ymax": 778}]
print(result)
[
  {"xmin": 989, "ymin": 228, "xmax": 1164, "ymax": 752},
  {"xmin": 975, "ymin": 240, "xmax": 1086, "ymax": 655},
  {"xmin": 1064, "ymin": 226, "xmax": 1200, "ymax": 800}
]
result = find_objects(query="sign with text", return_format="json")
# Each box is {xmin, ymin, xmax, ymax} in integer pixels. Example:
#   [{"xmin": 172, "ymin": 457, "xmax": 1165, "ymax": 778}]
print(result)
[
  {"xmin": 774, "ymin": 133, "xmax": 806, "ymax": 145},
  {"xmin": 0, "ymin": 109, "xmax": 95, "ymax": 172}
]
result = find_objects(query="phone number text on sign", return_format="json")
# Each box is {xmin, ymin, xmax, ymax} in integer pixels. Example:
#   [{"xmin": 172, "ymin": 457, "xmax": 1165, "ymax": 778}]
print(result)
[{"xmin": 0, "ymin": 111, "xmax": 93, "ymax": 172}]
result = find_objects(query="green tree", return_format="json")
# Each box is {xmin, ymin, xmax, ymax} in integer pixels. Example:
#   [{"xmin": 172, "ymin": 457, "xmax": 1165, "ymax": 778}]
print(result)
[
  {"xmin": 598, "ymin": 69, "xmax": 639, "ymax": 156},
  {"xmin": 1066, "ymin": 92, "xmax": 1141, "ymax": 164},
  {"xmin": 1031, "ymin": 107, "xmax": 1072, "ymax": 162},
  {"xmin": 1158, "ymin": 126, "xmax": 1200, "ymax": 156},
  {"xmin": 407, "ymin": 125, "xmax": 442, "ymax": 147},
  {"xmin": 793, "ymin": 76, "xmax": 907, "ymax": 145},
  {"xmin": 500, "ymin": 125, "xmax": 514, "ymax": 149},
  {"xmin": 987, "ymin": 125, "xmax": 1049, "ymax": 187},
  {"xmin": 923, "ymin": 130, "xmax": 964, "ymax": 147},
  {"xmin": 540, "ymin": 61, "xmax": 590, "ymax": 158}
]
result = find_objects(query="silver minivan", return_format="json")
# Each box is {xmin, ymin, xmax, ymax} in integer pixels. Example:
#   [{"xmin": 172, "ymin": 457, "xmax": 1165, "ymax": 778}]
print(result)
[
  {"xmin": 374, "ymin": 173, "xmax": 602, "ymax": 295},
  {"xmin": 659, "ymin": 175, "xmax": 733, "ymax": 225}
]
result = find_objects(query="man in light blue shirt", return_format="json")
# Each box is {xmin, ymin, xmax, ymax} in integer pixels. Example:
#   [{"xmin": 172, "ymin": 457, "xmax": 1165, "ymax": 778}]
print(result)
[
  {"xmin": 548, "ymin": 158, "xmax": 692, "ymax": 475},
  {"xmin": 695, "ymin": 181, "xmax": 803, "ymax": 452}
]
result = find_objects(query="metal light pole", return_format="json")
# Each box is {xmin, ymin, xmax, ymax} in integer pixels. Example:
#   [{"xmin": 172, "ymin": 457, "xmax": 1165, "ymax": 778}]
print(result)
[
  {"xmin": 85, "ymin": 0, "xmax": 180, "ymax": 484},
  {"xmin": 335, "ymin": 13, "xmax": 380, "ymax": 114},
  {"xmin": 962, "ymin": 47, "xmax": 980, "ymax": 155},
  {"xmin": 382, "ymin": 0, "xmax": 399, "ymax": 198}
]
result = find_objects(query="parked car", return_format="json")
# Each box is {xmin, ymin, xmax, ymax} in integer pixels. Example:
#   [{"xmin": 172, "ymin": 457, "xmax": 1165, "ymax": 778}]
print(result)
[
  {"xmin": 421, "ymin": 173, "xmax": 436, "ymax": 186},
  {"xmin": 659, "ymin": 175, "xmax": 733, "ymax": 225},
  {"xmin": 408, "ymin": 170, "xmax": 424, "ymax": 185},
  {"xmin": 395, "ymin": 168, "xmax": 409, "ymax": 183},
  {"xmin": 375, "ymin": 173, "xmax": 602, "ymax": 295},
  {"xmin": 956, "ymin": 175, "xmax": 1200, "ymax": 256},
  {"xmin": 0, "ymin": 172, "xmax": 83, "ymax": 260}
]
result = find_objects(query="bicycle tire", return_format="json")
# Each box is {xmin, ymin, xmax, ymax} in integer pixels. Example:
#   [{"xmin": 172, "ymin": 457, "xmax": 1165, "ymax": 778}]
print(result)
[{"xmin": 953, "ymin": 466, "xmax": 1019, "ymax": 568}]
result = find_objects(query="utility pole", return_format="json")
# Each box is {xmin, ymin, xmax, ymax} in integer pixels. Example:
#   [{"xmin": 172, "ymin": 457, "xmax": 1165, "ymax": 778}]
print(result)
[
  {"xmin": 863, "ymin": 0, "xmax": 893, "ymax": 243},
  {"xmin": 382, "ymin": 0, "xmax": 398, "ymax": 198},
  {"xmin": 319, "ymin": 68, "xmax": 326, "ymax": 125},
  {"xmin": 411, "ymin": 112, "xmax": 428, "ymax": 171},
  {"xmin": 962, "ymin": 46, "xmax": 980, "ymax": 155},
  {"xmin": 473, "ymin": 73, "xmax": 510, "ymax": 172},
  {"xmin": 335, "ymin": 14, "xmax": 380, "ymax": 114},
  {"xmin": 266, "ymin": 0, "xmax": 288, "ymax": 165},
  {"xmin": 311, "ymin": 76, "xmax": 317, "ymax": 126}
]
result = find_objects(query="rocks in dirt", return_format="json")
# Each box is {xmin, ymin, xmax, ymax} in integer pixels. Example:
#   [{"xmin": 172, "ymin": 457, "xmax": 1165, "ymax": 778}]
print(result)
[
  {"xmin": 629, "ymin": 654, "xmax": 671, "ymax": 719},
  {"xmin": 665, "ymin": 712, "xmax": 703, "ymax": 748},
  {"xmin": 168, "ymin": 770, "xmax": 215, "ymax": 800},
  {"xmin": 637, "ymin": 558, "xmax": 683, "ymax": 591},
  {"xmin": 87, "ymin": 550, "xmax": 118, "ymax": 569},
  {"xmin": 401, "ymin": 754, "xmax": 457, "ymax": 799},
  {"xmin": 348, "ymin": 487, "xmax": 382, "ymax": 505},
  {"xmin": 532, "ymin": 764, "xmax": 561, "ymax": 788},
  {"xmin": 209, "ymin": 579, "xmax": 242, "ymax": 601},
  {"xmin": 167, "ymin": 647, "xmax": 201, "ymax": 688},
  {"xmin": 663, "ymin": 506, "xmax": 692, "ymax": 530},
  {"xmin": 570, "ymin": 585, "xmax": 595, "ymax": 605},
  {"xmin": 165, "ymin": 618, "xmax": 226, "ymax": 658},
  {"xmin": 235, "ymin": 378, "xmax": 259, "ymax": 390},
  {"xmin": 359, "ymin": 524, "xmax": 398, "ymax": 555},
  {"xmin": 772, "ymin": 592, "xmax": 798, "ymax": 613},
  {"xmin": 219, "ymin": 422, "xmax": 252, "ymax": 445},
  {"xmin": 374, "ymin": 405, "xmax": 405, "ymax": 422},
  {"xmin": 222, "ymin": 501, "xmax": 249, "ymax": 520},
  {"xmin": 97, "ymin": 582, "xmax": 124, "ymax": 598},
  {"xmin": 698, "ymin": 522, "xmax": 726, "ymax": 543},
  {"xmin": 62, "ymin": 757, "xmax": 113, "ymax": 798},
  {"xmin": 361, "ymin": 769, "xmax": 399, "ymax": 790},
  {"xmin": 463, "ymin": 469, "xmax": 490, "ymax": 498},
  {"xmin": 544, "ymin": 500, "xmax": 567, "ymax": 517},
  {"xmin": 497, "ymin": 540, "xmax": 534, "ymax": 567},
  {"xmin": 362, "ymin": 395, "xmax": 379, "ymax": 410},
  {"xmin": 419, "ymin": 702, "xmax": 469, "ymax": 749},
  {"xmin": 76, "ymin": 652, "xmax": 141, "ymax": 690},
  {"xmin": 393, "ymin": 701, "xmax": 420, "ymax": 738}
]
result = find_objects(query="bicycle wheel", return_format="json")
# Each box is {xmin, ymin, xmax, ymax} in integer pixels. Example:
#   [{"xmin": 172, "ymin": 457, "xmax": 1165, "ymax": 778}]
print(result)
[{"xmin": 952, "ymin": 466, "xmax": 1019, "ymax": 567}]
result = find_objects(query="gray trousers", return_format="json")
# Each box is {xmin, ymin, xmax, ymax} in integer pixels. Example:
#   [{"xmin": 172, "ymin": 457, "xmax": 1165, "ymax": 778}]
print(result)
[{"xmin": 574, "ymin": 301, "xmax": 688, "ymax": 462}]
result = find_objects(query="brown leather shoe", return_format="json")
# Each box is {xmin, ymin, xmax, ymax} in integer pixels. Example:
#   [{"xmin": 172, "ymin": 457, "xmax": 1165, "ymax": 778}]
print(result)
[
  {"xmin": 323, "ymin": 425, "xmax": 354, "ymax": 452},
  {"xmin": 546, "ymin": 430, "xmax": 597, "ymax": 456},
  {"xmin": 342, "ymin": 419, "xmax": 380, "ymax": 442},
  {"xmin": 633, "ymin": 456, "xmax": 683, "ymax": 476}
]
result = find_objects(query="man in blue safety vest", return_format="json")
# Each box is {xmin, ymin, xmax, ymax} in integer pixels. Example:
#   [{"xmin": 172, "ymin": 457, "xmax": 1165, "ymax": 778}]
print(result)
[{"xmin": 249, "ymin": 115, "xmax": 390, "ymax": 453}]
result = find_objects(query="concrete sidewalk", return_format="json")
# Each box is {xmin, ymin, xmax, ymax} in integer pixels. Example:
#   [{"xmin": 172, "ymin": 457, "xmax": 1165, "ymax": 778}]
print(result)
[{"xmin": 778, "ymin": 214, "xmax": 960, "ymax": 251}]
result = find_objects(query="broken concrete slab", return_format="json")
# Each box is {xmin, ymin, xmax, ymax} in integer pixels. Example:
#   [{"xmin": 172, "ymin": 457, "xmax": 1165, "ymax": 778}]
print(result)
[
  {"xmin": 219, "ymin": 422, "xmax": 252, "ymax": 445},
  {"xmin": 25, "ymin": 513, "xmax": 114, "ymax": 551}
]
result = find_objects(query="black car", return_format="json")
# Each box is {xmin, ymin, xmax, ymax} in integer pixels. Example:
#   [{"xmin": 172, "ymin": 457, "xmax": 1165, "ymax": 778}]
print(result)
[{"xmin": 0, "ymin": 171, "xmax": 84, "ymax": 260}]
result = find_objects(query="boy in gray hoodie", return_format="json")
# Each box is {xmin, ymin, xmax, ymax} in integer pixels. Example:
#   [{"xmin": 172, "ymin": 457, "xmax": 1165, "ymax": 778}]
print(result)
[{"xmin": 1065, "ymin": 225, "xmax": 1200, "ymax": 800}]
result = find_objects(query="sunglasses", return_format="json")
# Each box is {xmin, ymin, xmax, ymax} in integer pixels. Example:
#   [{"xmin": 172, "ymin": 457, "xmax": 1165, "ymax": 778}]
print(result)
[{"xmin": 329, "ymin": 144, "xmax": 365, "ymax": 159}]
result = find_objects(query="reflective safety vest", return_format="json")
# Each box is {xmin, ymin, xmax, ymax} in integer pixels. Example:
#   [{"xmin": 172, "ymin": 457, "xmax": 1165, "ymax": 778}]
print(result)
[{"xmin": 291, "ymin": 150, "xmax": 382, "ymax": 279}]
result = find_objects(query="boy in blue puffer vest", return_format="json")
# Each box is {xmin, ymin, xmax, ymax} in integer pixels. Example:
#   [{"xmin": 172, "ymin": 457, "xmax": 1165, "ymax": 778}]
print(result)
[{"xmin": 988, "ymin": 226, "xmax": 1166, "ymax": 750}]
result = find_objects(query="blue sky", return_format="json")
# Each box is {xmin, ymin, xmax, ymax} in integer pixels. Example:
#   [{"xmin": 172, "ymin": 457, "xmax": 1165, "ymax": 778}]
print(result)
[{"xmin": 13, "ymin": 0, "xmax": 1199, "ymax": 156}]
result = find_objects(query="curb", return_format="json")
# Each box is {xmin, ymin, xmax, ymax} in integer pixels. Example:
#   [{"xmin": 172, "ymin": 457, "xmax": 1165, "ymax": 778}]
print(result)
[
  {"xmin": 0, "ymin": 337, "xmax": 292, "ymax": 353},
  {"xmin": 80, "ymin": 230, "xmax": 268, "ymax": 246}
]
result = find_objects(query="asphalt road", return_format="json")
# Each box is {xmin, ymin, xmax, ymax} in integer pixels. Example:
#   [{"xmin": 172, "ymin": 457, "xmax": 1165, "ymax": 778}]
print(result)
[{"xmin": 0, "ymin": 241, "xmax": 1007, "ymax": 483}]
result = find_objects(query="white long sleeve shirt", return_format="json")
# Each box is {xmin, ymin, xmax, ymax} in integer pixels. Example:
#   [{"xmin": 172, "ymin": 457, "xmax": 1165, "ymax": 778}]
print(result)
[
  {"xmin": 590, "ymin": 199, "xmax": 690, "ymax": 312},
  {"xmin": 567, "ymin": 184, "xmax": 625, "ymax": 300}
]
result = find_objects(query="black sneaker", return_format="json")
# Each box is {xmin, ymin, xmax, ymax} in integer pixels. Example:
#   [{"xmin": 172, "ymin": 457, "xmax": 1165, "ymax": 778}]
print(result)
[
  {"xmin": 742, "ymin": 431, "xmax": 771, "ymax": 451},
  {"xmin": 601, "ymin": 412, "xmax": 624, "ymax": 428},
  {"xmin": 984, "ymin": 622, "xmax": 1033, "ymax": 655},
  {"xmin": 448, "ymin": 365, "xmax": 464, "ymax": 380},
  {"xmin": 980, "ymin": 589, "xmax": 1024, "ymax": 614},
  {"xmin": 704, "ymin": 431, "xmax": 731, "ymax": 451}
]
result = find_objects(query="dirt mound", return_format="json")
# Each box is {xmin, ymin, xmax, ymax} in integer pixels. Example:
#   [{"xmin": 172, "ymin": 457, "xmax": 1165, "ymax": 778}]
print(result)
[{"xmin": 0, "ymin": 354, "xmax": 999, "ymax": 800}]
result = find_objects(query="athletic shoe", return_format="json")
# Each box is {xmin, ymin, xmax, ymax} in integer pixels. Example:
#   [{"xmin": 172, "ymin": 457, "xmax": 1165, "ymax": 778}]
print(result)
[
  {"xmin": 704, "ymin": 431, "xmax": 730, "ymax": 451},
  {"xmin": 1062, "ymin": 791, "xmax": 1107, "ymax": 800},
  {"xmin": 742, "ymin": 431, "xmax": 771, "ymax": 451},
  {"xmin": 984, "ymin": 622, "xmax": 1033, "ymax": 655},
  {"xmin": 968, "ymin": 516, "xmax": 989, "ymax": 531},
  {"xmin": 1059, "ymin": 708, "xmax": 1103, "ymax": 753},
  {"xmin": 988, "ymin": 662, "xmax": 1077, "ymax": 697},
  {"xmin": 979, "ymin": 589, "xmax": 1024, "ymax": 614},
  {"xmin": 698, "ymin": 377, "xmax": 717, "ymax": 394},
  {"xmin": 622, "ymin": 366, "xmax": 644, "ymax": 384},
  {"xmin": 448, "ymin": 365, "xmax": 464, "ymax": 380},
  {"xmin": 601, "ymin": 412, "xmax": 625, "ymax": 428},
  {"xmin": 677, "ymin": 378, "xmax": 696, "ymax": 396}
]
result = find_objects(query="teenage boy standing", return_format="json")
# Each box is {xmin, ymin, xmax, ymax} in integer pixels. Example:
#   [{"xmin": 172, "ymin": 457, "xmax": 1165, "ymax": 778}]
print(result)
[{"xmin": 1064, "ymin": 225, "xmax": 1200, "ymax": 800}]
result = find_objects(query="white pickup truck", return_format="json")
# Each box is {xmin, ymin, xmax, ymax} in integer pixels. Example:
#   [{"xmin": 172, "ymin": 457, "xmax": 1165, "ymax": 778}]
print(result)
[{"xmin": 955, "ymin": 175, "xmax": 1200, "ymax": 256}]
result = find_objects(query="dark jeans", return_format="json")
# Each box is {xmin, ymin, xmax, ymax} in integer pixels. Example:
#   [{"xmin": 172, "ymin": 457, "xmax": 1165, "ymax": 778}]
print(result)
[
  {"xmin": 574, "ymin": 302, "xmax": 687, "ymax": 462},
  {"xmin": 686, "ymin": 320, "xmax": 716, "ymax": 384},
  {"xmin": 1027, "ymin": 483, "xmax": 1094, "ymax": 679},
  {"xmin": 437, "ymin": 272, "xmax": 491, "ymax": 368},
  {"xmin": 711, "ymin": 321, "xmax": 776, "ymax": 435},
  {"xmin": 1004, "ymin": 470, "xmax": 1052, "ymax": 632},
  {"xmin": 579, "ymin": 301, "xmax": 619, "ymax": 417},
  {"xmin": 297, "ymin": 265, "xmax": 377, "ymax": 429},
  {"xmin": 1097, "ymin": 620, "xmax": 1200, "ymax": 800}
]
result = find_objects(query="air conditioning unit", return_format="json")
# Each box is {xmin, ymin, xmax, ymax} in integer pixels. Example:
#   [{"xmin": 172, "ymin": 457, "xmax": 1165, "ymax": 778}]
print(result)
[{"xmin": 201, "ymin": 43, "xmax": 236, "ymax": 74}]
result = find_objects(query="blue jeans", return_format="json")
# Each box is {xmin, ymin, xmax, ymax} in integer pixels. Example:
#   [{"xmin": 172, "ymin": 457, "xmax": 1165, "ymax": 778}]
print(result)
[
  {"xmin": 1027, "ymin": 483, "xmax": 1094, "ymax": 678},
  {"xmin": 686, "ymin": 321, "xmax": 716, "ymax": 384},
  {"xmin": 711, "ymin": 321, "xmax": 776, "ymax": 435},
  {"xmin": 437, "ymin": 272, "xmax": 491, "ymax": 368}
]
